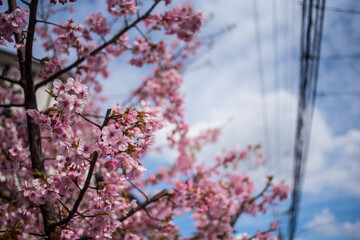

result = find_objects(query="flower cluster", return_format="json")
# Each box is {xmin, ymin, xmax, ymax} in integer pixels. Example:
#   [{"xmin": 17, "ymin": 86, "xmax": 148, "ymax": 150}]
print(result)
[
  {"xmin": 0, "ymin": 8, "xmax": 28, "ymax": 46},
  {"xmin": 106, "ymin": 0, "xmax": 138, "ymax": 17},
  {"xmin": 145, "ymin": 2, "xmax": 205, "ymax": 42},
  {"xmin": 50, "ymin": 0, "xmax": 77, "ymax": 4},
  {"xmin": 106, "ymin": 33, "xmax": 130, "ymax": 57},
  {"xmin": 38, "ymin": 59, "xmax": 63, "ymax": 80},
  {"xmin": 85, "ymin": 12, "xmax": 111, "ymax": 36},
  {"xmin": 53, "ymin": 19, "xmax": 92, "ymax": 56},
  {"xmin": 129, "ymin": 37, "xmax": 170, "ymax": 67}
]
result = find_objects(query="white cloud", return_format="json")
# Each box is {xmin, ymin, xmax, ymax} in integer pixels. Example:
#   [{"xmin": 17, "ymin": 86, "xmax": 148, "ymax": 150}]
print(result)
[
  {"xmin": 65, "ymin": 0, "xmax": 360, "ymax": 200},
  {"xmin": 305, "ymin": 126, "xmax": 360, "ymax": 197},
  {"xmin": 305, "ymin": 208, "xmax": 360, "ymax": 238}
]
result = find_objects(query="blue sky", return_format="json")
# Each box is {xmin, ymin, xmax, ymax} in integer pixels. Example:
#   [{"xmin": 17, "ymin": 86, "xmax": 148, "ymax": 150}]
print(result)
[
  {"xmin": 178, "ymin": 0, "xmax": 360, "ymax": 239},
  {"xmin": 1, "ymin": 0, "xmax": 360, "ymax": 239}
]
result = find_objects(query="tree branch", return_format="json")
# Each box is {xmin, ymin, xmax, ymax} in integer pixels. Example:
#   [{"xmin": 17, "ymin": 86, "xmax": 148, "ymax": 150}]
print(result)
[
  {"xmin": 19, "ymin": 0, "xmax": 60, "ymax": 238},
  {"xmin": 128, "ymin": 180, "xmax": 149, "ymax": 201},
  {"xmin": 247, "ymin": 228, "xmax": 275, "ymax": 240},
  {"xmin": 20, "ymin": 0, "xmax": 30, "ymax": 5},
  {"xmin": 7, "ymin": 0, "xmax": 26, "ymax": 86},
  {"xmin": 50, "ymin": 152, "xmax": 99, "ymax": 228},
  {"xmin": 0, "ymin": 104, "xmax": 24, "ymax": 108},
  {"xmin": 118, "ymin": 189, "xmax": 171, "ymax": 222},
  {"xmin": 77, "ymin": 113, "xmax": 101, "ymax": 128},
  {"xmin": 230, "ymin": 177, "xmax": 272, "ymax": 227},
  {"xmin": 0, "ymin": 76, "xmax": 23, "ymax": 87},
  {"xmin": 50, "ymin": 109, "xmax": 112, "ymax": 229},
  {"xmin": 35, "ymin": 0, "xmax": 161, "ymax": 91},
  {"xmin": 37, "ymin": 19, "xmax": 68, "ymax": 29}
]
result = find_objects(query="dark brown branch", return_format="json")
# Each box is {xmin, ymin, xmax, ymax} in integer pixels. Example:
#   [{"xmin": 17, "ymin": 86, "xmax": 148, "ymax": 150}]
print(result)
[
  {"xmin": 28, "ymin": 232, "xmax": 46, "ymax": 237},
  {"xmin": 0, "ymin": 104, "xmax": 24, "ymax": 108},
  {"xmin": 0, "ymin": 76, "xmax": 23, "ymax": 87},
  {"xmin": 82, "ymin": 113, "xmax": 105, "ymax": 119},
  {"xmin": 143, "ymin": 207, "xmax": 164, "ymax": 222},
  {"xmin": 72, "ymin": 179, "xmax": 81, "ymax": 191},
  {"xmin": 50, "ymin": 152, "xmax": 99, "ymax": 228},
  {"xmin": 0, "ymin": 191, "xmax": 12, "ymax": 202},
  {"xmin": 58, "ymin": 200, "xmax": 70, "ymax": 213},
  {"xmin": 50, "ymin": 109, "xmax": 112, "ymax": 228},
  {"xmin": 37, "ymin": 19, "xmax": 67, "ymax": 29},
  {"xmin": 8, "ymin": 0, "xmax": 26, "ymax": 86},
  {"xmin": 118, "ymin": 189, "xmax": 171, "ymax": 222},
  {"xmin": 230, "ymin": 176, "xmax": 273, "ymax": 227},
  {"xmin": 76, "ymin": 211, "xmax": 108, "ymax": 218},
  {"xmin": 247, "ymin": 228, "xmax": 275, "ymax": 240},
  {"xmin": 102, "ymin": 109, "xmax": 112, "ymax": 128},
  {"xmin": 20, "ymin": 0, "xmax": 30, "ymax": 5},
  {"xmin": 128, "ymin": 180, "xmax": 149, "ymax": 201},
  {"xmin": 20, "ymin": 0, "xmax": 60, "ymax": 238},
  {"xmin": 35, "ymin": 0, "xmax": 161, "ymax": 90},
  {"xmin": 77, "ymin": 113, "xmax": 101, "ymax": 128}
]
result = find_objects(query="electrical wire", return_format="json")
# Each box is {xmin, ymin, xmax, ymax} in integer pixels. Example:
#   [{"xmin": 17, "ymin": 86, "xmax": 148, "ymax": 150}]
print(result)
[
  {"xmin": 272, "ymin": 0, "xmax": 281, "ymax": 174},
  {"xmin": 317, "ymin": 91, "xmax": 360, "ymax": 97},
  {"xmin": 323, "ymin": 6, "xmax": 360, "ymax": 15},
  {"xmin": 253, "ymin": 0, "xmax": 271, "ymax": 170},
  {"xmin": 288, "ymin": 0, "xmax": 326, "ymax": 239}
]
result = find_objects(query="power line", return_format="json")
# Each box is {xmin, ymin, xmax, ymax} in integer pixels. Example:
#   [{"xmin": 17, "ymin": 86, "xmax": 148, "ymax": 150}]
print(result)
[
  {"xmin": 253, "ymin": 0, "xmax": 271, "ymax": 169},
  {"xmin": 321, "ymin": 53, "xmax": 360, "ymax": 60},
  {"xmin": 288, "ymin": 0, "xmax": 326, "ymax": 239},
  {"xmin": 317, "ymin": 91, "xmax": 360, "ymax": 97},
  {"xmin": 272, "ymin": 0, "xmax": 281, "ymax": 172},
  {"xmin": 322, "ymin": 6, "xmax": 360, "ymax": 15},
  {"xmin": 308, "ymin": 3, "xmax": 360, "ymax": 15}
]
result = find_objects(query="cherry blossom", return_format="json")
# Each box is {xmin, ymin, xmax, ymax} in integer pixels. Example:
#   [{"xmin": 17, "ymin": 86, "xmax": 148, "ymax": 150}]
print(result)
[{"xmin": 0, "ymin": 1, "xmax": 289, "ymax": 239}]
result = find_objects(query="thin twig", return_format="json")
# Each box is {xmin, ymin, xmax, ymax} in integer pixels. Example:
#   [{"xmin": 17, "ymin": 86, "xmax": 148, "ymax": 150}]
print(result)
[
  {"xmin": 143, "ymin": 207, "xmax": 165, "ymax": 222},
  {"xmin": 20, "ymin": 0, "xmax": 30, "ymax": 5},
  {"xmin": 58, "ymin": 199, "xmax": 70, "ymax": 213},
  {"xmin": 72, "ymin": 180, "xmax": 81, "ymax": 191},
  {"xmin": 82, "ymin": 113, "xmax": 105, "ymax": 119},
  {"xmin": 77, "ymin": 113, "xmax": 102, "ymax": 128},
  {"xmin": 134, "ymin": 25, "xmax": 148, "ymax": 39},
  {"xmin": 37, "ymin": 19, "xmax": 68, "ymax": 29},
  {"xmin": 118, "ymin": 189, "xmax": 171, "ymax": 222},
  {"xmin": 230, "ymin": 177, "xmax": 272, "ymax": 227},
  {"xmin": 247, "ymin": 228, "xmax": 275, "ymax": 240},
  {"xmin": 28, "ymin": 232, "xmax": 46, "ymax": 237},
  {"xmin": 76, "ymin": 211, "xmax": 109, "ymax": 218},
  {"xmin": 135, "ymin": 0, "xmax": 141, "ymax": 19},
  {"xmin": 128, "ymin": 180, "xmax": 149, "ymax": 201},
  {"xmin": 0, "ymin": 76, "xmax": 23, "ymax": 87}
]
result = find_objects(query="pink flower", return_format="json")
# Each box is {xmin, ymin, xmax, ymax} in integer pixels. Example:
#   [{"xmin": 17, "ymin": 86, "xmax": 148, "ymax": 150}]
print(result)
[
  {"xmin": 57, "ymin": 93, "xmax": 76, "ymax": 114},
  {"xmin": 85, "ymin": 12, "xmax": 111, "ymax": 36},
  {"xmin": 53, "ymin": 79, "xmax": 72, "ymax": 96},
  {"xmin": 102, "ymin": 123, "xmax": 123, "ymax": 145},
  {"xmin": 0, "ymin": 8, "xmax": 28, "ymax": 46},
  {"xmin": 126, "ymin": 163, "xmax": 146, "ymax": 179},
  {"xmin": 116, "ymin": 134, "xmax": 129, "ymax": 151},
  {"xmin": 106, "ymin": 0, "xmax": 137, "ymax": 17},
  {"xmin": 77, "ymin": 140, "xmax": 93, "ymax": 158},
  {"xmin": 270, "ymin": 221, "xmax": 278, "ymax": 229}
]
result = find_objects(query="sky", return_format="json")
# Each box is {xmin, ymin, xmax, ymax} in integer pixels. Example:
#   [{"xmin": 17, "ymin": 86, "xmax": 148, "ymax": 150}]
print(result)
[
  {"xmin": 102, "ymin": 0, "xmax": 359, "ymax": 238},
  {"xmin": 1, "ymin": 0, "xmax": 360, "ymax": 239},
  {"xmin": 178, "ymin": 0, "xmax": 360, "ymax": 239}
]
